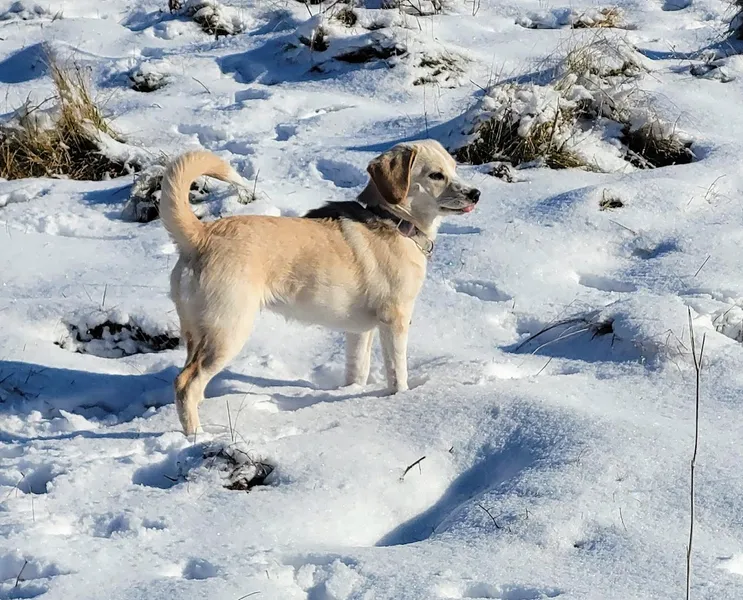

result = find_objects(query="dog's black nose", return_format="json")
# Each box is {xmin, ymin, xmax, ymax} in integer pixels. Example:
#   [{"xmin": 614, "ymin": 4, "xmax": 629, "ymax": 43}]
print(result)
[{"xmin": 467, "ymin": 188, "xmax": 481, "ymax": 202}]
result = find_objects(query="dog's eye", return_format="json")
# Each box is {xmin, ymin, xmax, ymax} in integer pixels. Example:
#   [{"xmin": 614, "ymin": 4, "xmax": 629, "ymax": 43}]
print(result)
[{"xmin": 428, "ymin": 172, "xmax": 445, "ymax": 181}]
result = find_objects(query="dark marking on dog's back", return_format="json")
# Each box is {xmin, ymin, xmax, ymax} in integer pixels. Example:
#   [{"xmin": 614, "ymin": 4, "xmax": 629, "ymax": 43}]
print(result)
[{"xmin": 303, "ymin": 201, "xmax": 378, "ymax": 224}]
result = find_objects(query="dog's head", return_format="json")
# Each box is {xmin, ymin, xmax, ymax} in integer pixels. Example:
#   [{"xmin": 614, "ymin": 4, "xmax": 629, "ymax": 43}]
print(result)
[{"xmin": 366, "ymin": 139, "xmax": 480, "ymax": 225}]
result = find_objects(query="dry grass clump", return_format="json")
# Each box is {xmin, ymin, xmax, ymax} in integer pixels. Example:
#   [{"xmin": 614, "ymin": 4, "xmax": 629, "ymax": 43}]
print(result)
[
  {"xmin": 184, "ymin": 0, "xmax": 245, "ymax": 37},
  {"xmin": 489, "ymin": 162, "xmax": 517, "ymax": 182},
  {"xmin": 413, "ymin": 53, "xmax": 465, "ymax": 86},
  {"xmin": 335, "ymin": 42, "xmax": 406, "ymax": 62},
  {"xmin": 203, "ymin": 445, "xmax": 274, "ymax": 492},
  {"xmin": 299, "ymin": 25, "xmax": 330, "ymax": 52},
  {"xmin": 0, "ymin": 58, "xmax": 137, "ymax": 181},
  {"xmin": 517, "ymin": 6, "xmax": 629, "ymax": 30},
  {"xmin": 129, "ymin": 69, "xmax": 168, "ymax": 92},
  {"xmin": 395, "ymin": 0, "xmax": 442, "ymax": 16},
  {"xmin": 333, "ymin": 6, "xmax": 358, "ymax": 27},
  {"xmin": 121, "ymin": 162, "xmax": 211, "ymax": 222},
  {"xmin": 512, "ymin": 312, "xmax": 615, "ymax": 355},
  {"xmin": 561, "ymin": 36, "xmax": 645, "ymax": 81},
  {"xmin": 621, "ymin": 123, "xmax": 694, "ymax": 168},
  {"xmin": 122, "ymin": 160, "xmax": 255, "ymax": 223},
  {"xmin": 454, "ymin": 98, "xmax": 585, "ymax": 169},
  {"xmin": 59, "ymin": 315, "xmax": 180, "ymax": 358},
  {"xmin": 572, "ymin": 7, "xmax": 624, "ymax": 29},
  {"xmin": 455, "ymin": 35, "xmax": 692, "ymax": 171},
  {"xmin": 599, "ymin": 189, "xmax": 624, "ymax": 210}
]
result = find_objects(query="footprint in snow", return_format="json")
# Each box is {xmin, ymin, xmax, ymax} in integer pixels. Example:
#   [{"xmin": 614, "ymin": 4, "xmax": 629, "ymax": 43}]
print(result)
[
  {"xmin": 315, "ymin": 158, "xmax": 367, "ymax": 189},
  {"xmin": 453, "ymin": 280, "xmax": 512, "ymax": 303},
  {"xmin": 182, "ymin": 558, "xmax": 219, "ymax": 580},
  {"xmin": 0, "ymin": 550, "xmax": 71, "ymax": 598},
  {"xmin": 439, "ymin": 223, "xmax": 482, "ymax": 235},
  {"xmin": 297, "ymin": 104, "xmax": 356, "ymax": 120},
  {"xmin": 577, "ymin": 274, "xmax": 637, "ymax": 294},
  {"xmin": 16, "ymin": 463, "xmax": 60, "ymax": 495},
  {"xmin": 177, "ymin": 123, "xmax": 229, "ymax": 147},
  {"xmin": 437, "ymin": 580, "xmax": 562, "ymax": 599},
  {"xmin": 717, "ymin": 554, "xmax": 743, "ymax": 576},
  {"xmin": 275, "ymin": 123, "xmax": 297, "ymax": 141},
  {"xmin": 234, "ymin": 88, "xmax": 271, "ymax": 102},
  {"xmin": 662, "ymin": 0, "xmax": 691, "ymax": 10}
]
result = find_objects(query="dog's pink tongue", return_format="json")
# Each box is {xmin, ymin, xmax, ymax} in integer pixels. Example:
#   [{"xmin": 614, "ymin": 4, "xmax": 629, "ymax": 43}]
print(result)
[{"xmin": 462, "ymin": 205, "xmax": 475, "ymax": 213}]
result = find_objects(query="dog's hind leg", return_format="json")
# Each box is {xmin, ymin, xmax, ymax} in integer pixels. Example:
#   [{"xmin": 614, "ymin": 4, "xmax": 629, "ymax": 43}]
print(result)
[
  {"xmin": 345, "ymin": 330, "xmax": 375, "ymax": 386},
  {"xmin": 174, "ymin": 309, "xmax": 257, "ymax": 437},
  {"xmin": 170, "ymin": 258, "xmax": 201, "ymax": 364}
]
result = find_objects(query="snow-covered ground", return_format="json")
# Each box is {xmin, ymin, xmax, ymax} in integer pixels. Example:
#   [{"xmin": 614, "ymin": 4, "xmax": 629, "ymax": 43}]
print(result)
[{"xmin": 2, "ymin": 0, "xmax": 743, "ymax": 598}]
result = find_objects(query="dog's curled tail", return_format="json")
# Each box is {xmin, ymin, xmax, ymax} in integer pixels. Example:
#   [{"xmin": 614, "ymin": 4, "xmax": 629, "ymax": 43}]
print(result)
[{"xmin": 160, "ymin": 150, "xmax": 246, "ymax": 254}]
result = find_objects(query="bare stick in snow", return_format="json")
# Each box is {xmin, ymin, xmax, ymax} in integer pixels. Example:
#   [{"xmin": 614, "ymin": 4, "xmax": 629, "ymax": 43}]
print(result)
[
  {"xmin": 693, "ymin": 255, "xmax": 710, "ymax": 278},
  {"xmin": 400, "ymin": 456, "xmax": 426, "ymax": 481},
  {"xmin": 686, "ymin": 308, "xmax": 705, "ymax": 600},
  {"xmin": 477, "ymin": 503, "xmax": 502, "ymax": 529},
  {"xmin": 192, "ymin": 77, "xmax": 212, "ymax": 95},
  {"xmin": 14, "ymin": 560, "xmax": 28, "ymax": 588}
]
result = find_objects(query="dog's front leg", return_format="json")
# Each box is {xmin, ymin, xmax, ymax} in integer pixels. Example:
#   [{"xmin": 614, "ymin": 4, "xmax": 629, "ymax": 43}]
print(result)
[
  {"xmin": 378, "ymin": 308, "xmax": 411, "ymax": 393},
  {"xmin": 345, "ymin": 330, "xmax": 375, "ymax": 386}
]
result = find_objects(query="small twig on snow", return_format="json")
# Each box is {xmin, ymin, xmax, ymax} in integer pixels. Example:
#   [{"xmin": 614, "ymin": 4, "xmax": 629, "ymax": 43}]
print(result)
[
  {"xmin": 686, "ymin": 307, "xmax": 705, "ymax": 600},
  {"xmin": 693, "ymin": 255, "xmax": 710, "ymax": 278},
  {"xmin": 400, "ymin": 456, "xmax": 426, "ymax": 481},
  {"xmin": 476, "ymin": 502, "xmax": 502, "ymax": 529},
  {"xmin": 192, "ymin": 77, "xmax": 212, "ymax": 94},
  {"xmin": 14, "ymin": 560, "xmax": 28, "ymax": 588},
  {"xmin": 534, "ymin": 357, "xmax": 553, "ymax": 376}
]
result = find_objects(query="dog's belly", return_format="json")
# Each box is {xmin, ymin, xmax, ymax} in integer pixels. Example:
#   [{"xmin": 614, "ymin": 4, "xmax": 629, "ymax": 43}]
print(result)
[{"xmin": 267, "ymin": 300, "xmax": 378, "ymax": 333}]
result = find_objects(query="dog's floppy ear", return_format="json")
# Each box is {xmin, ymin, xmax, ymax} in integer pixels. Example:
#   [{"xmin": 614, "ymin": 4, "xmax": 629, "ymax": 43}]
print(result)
[{"xmin": 367, "ymin": 145, "xmax": 417, "ymax": 205}]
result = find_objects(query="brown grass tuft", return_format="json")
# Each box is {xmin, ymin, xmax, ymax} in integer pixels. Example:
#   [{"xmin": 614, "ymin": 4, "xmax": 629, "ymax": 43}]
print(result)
[
  {"xmin": 572, "ymin": 7, "xmax": 625, "ymax": 29},
  {"xmin": 299, "ymin": 25, "xmax": 330, "ymax": 52},
  {"xmin": 621, "ymin": 123, "xmax": 694, "ymax": 168},
  {"xmin": 454, "ymin": 99, "xmax": 585, "ymax": 169},
  {"xmin": 0, "ymin": 55, "xmax": 137, "ymax": 181},
  {"xmin": 186, "ymin": 0, "xmax": 244, "ymax": 37},
  {"xmin": 413, "ymin": 53, "xmax": 464, "ymax": 86},
  {"xmin": 333, "ymin": 6, "xmax": 358, "ymax": 27}
]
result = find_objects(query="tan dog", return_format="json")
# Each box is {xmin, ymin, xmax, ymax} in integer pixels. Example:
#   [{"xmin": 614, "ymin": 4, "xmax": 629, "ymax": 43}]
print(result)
[{"xmin": 160, "ymin": 140, "xmax": 480, "ymax": 435}]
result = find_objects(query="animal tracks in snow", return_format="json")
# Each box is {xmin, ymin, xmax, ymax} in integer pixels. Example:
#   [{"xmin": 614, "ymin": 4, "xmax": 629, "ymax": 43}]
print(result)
[
  {"xmin": 274, "ymin": 123, "xmax": 297, "ymax": 141},
  {"xmin": 718, "ymin": 554, "xmax": 743, "ymax": 576},
  {"xmin": 439, "ymin": 223, "xmax": 483, "ymax": 235},
  {"xmin": 0, "ymin": 550, "xmax": 70, "ymax": 599},
  {"xmin": 453, "ymin": 280, "xmax": 512, "ymax": 303},
  {"xmin": 315, "ymin": 159, "xmax": 367, "ymax": 189},
  {"xmin": 290, "ymin": 556, "xmax": 363, "ymax": 600},
  {"xmin": 577, "ymin": 273, "xmax": 637, "ymax": 294},
  {"xmin": 177, "ymin": 123, "xmax": 230, "ymax": 146},
  {"xmin": 436, "ymin": 580, "xmax": 562, "ymax": 599},
  {"xmin": 181, "ymin": 558, "xmax": 220, "ymax": 580}
]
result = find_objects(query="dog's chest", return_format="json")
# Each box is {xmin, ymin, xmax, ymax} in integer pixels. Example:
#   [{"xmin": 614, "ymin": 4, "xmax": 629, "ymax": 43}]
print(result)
[{"xmin": 268, "ymin": 297, "xmax": 377, "ymax": 333}]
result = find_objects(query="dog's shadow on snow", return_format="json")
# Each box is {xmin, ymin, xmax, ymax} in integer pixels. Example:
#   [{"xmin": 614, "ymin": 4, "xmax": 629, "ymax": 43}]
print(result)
[
  {"xmin": 0, "ymin": 357, "xmax": 365, "ymax": 441},
  {"xmin": 0, "ymin": 359, "xmax": 330, "ymax": 442},
  {"xmin": 0, "ymin": 359, "xmax": 178, "ymax": 442}
]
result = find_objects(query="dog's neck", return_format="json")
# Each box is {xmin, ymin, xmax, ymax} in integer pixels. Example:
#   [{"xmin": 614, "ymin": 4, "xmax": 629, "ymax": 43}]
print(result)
[{"xmin": 358, "ymin": 181, "xmax": 441, "ymax": 241}]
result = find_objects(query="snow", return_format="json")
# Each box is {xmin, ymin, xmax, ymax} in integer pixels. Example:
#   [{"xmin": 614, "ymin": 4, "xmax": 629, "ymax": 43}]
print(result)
[{"xmin": 1, "ymin": 0, "xmax": 743, "ymax": 598}]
